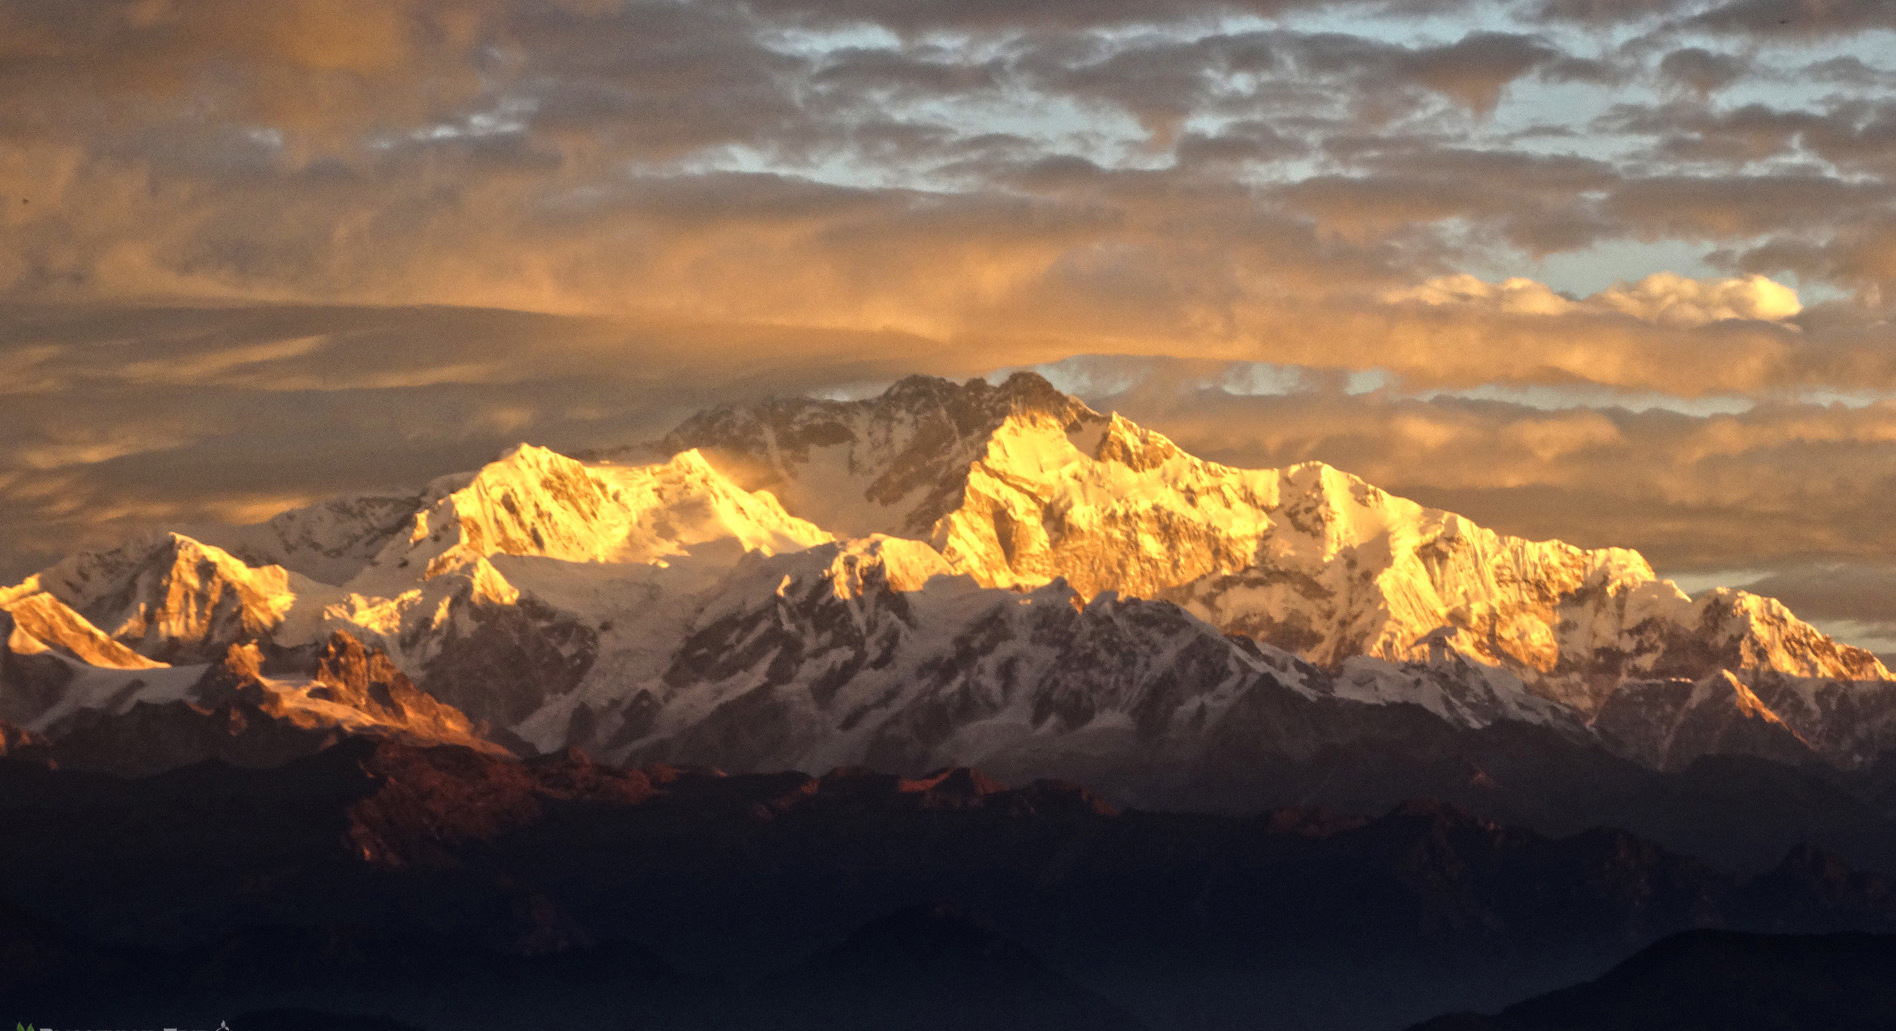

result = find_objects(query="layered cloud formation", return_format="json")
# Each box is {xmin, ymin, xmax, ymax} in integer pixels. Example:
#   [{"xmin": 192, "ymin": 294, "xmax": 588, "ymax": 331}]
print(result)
[
  {"xmin": 2, "ymin": 0, "xmax": 1895, "ymax": 646},
  {"xmin": 1388, "ymin": 272, "xmax": 1804, "ymax": 326}
]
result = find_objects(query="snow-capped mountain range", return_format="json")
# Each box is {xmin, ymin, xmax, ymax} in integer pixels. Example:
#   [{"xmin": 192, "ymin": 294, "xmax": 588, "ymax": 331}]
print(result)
[{"xmin": 4, "ymin": 373, "xmax": 1893, "ymax": 792}]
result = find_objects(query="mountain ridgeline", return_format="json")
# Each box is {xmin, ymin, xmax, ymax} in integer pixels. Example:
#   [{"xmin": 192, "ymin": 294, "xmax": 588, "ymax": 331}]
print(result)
[
  {"xmin": 5, "ymin": 738, "xmax": 1896, "ymax": 1031},
  {"xmin": 5, "ymin": 372, "xmax": 1896, "ymax": 867}
]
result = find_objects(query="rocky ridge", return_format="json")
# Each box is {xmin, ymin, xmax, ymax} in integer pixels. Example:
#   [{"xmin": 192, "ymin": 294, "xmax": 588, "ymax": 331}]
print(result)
[
  {"xmin": 3, "ymin": 372, "xmax": 1893, "ymax": 795},
  {"xmin": 7, "ymin": 737, "xmax": 1896, "ymax": 1031}
]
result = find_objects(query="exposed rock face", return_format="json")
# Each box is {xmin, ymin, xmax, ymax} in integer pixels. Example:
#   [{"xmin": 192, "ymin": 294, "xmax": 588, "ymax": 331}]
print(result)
[
  {"xmin": 307, "ymin": 633, "xmax": 495, "ymax": 745},
  {"xmin": 45, "ymin": 691, "xmax": 342, "ymax": 778},
  {"xmin": 8, "ymin": 532, "xmax": 325, "ymax": 665},
  {"xmin": 1748, "ymin": 672, "xmax": 1896, "ymax": 766},
  {"xmin": 4, "ymin": 372, "xmax": 1894, "ymax": 787},
  {"xmin": 662, "ymin": 372, "xmax": 1100, "ymax": 539},
  {"xmin": 23, "ymin": 635, "xmax": 502, "ymax": 777},
  {"xmin": 1593, "ymin": 672, "xmax": 1816, "ymax": 771}
]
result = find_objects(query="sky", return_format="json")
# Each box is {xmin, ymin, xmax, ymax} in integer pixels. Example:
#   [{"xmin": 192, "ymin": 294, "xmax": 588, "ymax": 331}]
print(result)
[{"xmin": 3, "ymin": 0, "xmax": 1896, "ymax": 649}]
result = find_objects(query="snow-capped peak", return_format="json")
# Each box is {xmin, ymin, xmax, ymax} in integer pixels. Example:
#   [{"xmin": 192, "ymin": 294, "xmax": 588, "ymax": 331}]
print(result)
[
  {"xmin": 669, "ymin": 373, "xmax": 1888, "ymax": 716},
  {"xmin": 8, "ymin": 370, "xmax": 1895, "ymax": 784},
  {"xmin": 347, "ymin": 444, "xmax": 830, "ymax": 593},
  {"xmin": 661, "ymin": 371, "xmax": 1106, "ymax": 540},
  {"xmin": 15, "ymin": 531, "xmax": 313, "ymax": 664}
]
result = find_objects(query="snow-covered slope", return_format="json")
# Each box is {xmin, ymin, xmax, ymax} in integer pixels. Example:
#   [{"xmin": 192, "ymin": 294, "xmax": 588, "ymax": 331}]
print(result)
[
  {"xmin": 536, "ymin": 536, "xmax": 1587, "ymax": 792},
  {"xmin": 5, "ymin": 372, "xmax": 1894, "ymax": 785},
  {"xmin": 332, "ymin": 445, "xmax": 832, "ymax": 724},
  {"xmin": 0, "ymin": 590, "xmax": 162, "ymax": 671},
  {"xmin": 346, "ymin": 444, "xmax": 823, "ymax": 588},
  {"xmin": 205, "ymin": 488, "xmax": 425, "ymax": 586},
  {"xmin": 669, "ymin": 373, "xmax": 1889, "ymax": 716},
  {"xmin": 8, "ymin": 532, "xmax": 339, "ymax": 664}
]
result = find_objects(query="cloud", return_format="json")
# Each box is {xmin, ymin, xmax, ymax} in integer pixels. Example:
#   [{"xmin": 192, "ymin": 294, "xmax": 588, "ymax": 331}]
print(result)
[
  {"xmin": 1596, "ymin": 98, "xmax": 1896, "ymax": 172},
  {"xmin": 1384, "ymin": 271, "xmax": 1802, "ymax": 327},
  {"xmin": 1656, "ymin": 47, "xmax": 1749, "ymax": 96},
  {"xmin": 1394, "ymin": 32, "xmax": 1564, "ymax": 115},
  {"xmin": 1540, "ymin": 0, "xmax": 1896, "ymax": 34},
  {"xmin": 1740, "ymin": 563, "xmax": 1896, "ymax": 626},
  {"xmin": 1599, "ymin": 174, "xmax": 1893, "ymax": 241},
  {"xmin": 1535, "ymin": 0, "xmax": 1693, "ymax": 23},
  {"xmin": 742, "ymin": 0, "xmax": 1405, "ymax": 31},
  {"xmin": 1381, "ymin": 274, "xmax": 1579, "ymax": 316},
  {"xmin": 1686, "ymin": 0, "xmax": 1896, "ymax": 36},
  {"xmin": 0, "ymin": 0, "xmax": 493, "ymax": 141},
  {"xmin": 0, "ymin": 0, "xmax": 1886, "ymax": 338},
  {"xmin": 1736, "ymin": 212, "xmax": 1896, "ymax": 302},
  {"xmin": 1591, "ymin": 271, "xmax": 1802, "ymax": 325},
  {"xmin": 1803, "ymin": 56, "xmax": 1896, "ymax": 88}
]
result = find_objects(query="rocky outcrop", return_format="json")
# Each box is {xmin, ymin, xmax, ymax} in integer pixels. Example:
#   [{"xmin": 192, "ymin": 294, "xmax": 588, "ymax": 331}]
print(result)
[
  {"xmin": 33, "ymin": 634, "xmax": 504, "ymax": 777},
  {"xmin": 1592, "ymin": 672, "xmax": 1816, "ymax": 771},
  {"xmin": 308, "ymin": 632, "xmax": 496, "ymax": 744}
]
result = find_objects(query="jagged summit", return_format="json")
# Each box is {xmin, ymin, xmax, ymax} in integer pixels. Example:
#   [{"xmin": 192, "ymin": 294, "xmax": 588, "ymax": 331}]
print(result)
[
  {"xmin": 4, "ymin": 371, "xmax": 1895, "ymax": 790},
  {"xmin": 346, "ymin": 443, "xmax": 825, "ymax": 589},
  {"xmin": 676, "ymin": 371, "xmax": 1094, "ymax": 443},
  {"xmin": 666, "ymin": 376, "xmax": 1885, "ymax": 712},
  {"xmin": 662, "ymin": 371, "xmax": 1105, "ymax": 539},
  {"xmin": 10, "ymin": 531, "xmax": 328, "ymax": 665}
]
